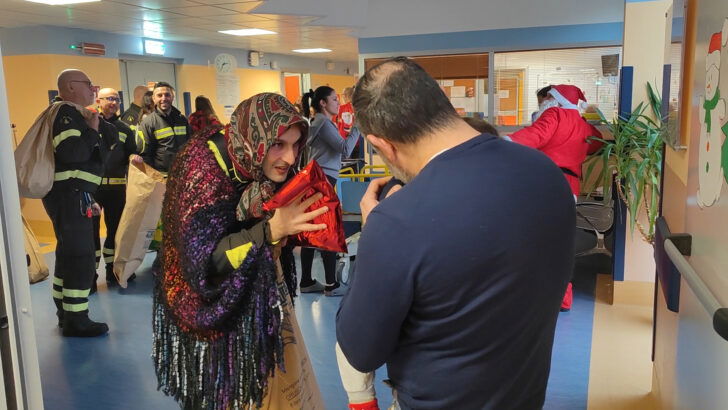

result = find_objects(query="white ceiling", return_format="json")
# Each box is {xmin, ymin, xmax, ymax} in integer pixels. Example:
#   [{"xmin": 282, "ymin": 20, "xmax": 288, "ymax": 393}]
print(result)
[
  {"xmin": 0, "ymin": 0, "xmax": 683, "ymax": 61},
  {"xmin": 0, "ymin": 0, "xmax": 362, "ymax": 60}
]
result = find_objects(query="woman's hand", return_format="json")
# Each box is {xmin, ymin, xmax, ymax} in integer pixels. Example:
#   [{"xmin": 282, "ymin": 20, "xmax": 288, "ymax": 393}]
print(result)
[{"xmin": 268, "ymin": 191, "xmax": 328, "ymax": 242}]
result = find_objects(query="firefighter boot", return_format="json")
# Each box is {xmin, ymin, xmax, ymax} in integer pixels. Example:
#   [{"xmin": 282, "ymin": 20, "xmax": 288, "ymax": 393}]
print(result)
[{"xmin": 62, "ymin": 311, "xmax": 109, "ymax": 337}]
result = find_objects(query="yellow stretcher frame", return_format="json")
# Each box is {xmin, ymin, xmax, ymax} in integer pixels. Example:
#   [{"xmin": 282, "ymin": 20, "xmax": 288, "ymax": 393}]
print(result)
[{"xmin": 338, "ymin": 165, "xmax": 391, "ymax": 182}]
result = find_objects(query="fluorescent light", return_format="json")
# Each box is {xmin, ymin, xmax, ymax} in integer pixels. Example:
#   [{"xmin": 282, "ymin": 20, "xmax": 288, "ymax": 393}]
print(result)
[
  {"xmin": 143, "ymin": 21, "xmax": 163, "ymax": 40},
  {"xmin": 144, "ymin": 39, "xmax": 165, "ymax": 55},
  {"xmin": 25, "ymin": 0, "xmax": 99, "ymax": 4},
  {"xmin": 293, "ymin": 48, "xmax": 332, "ymax": 54},
  {"xmin": 219, "ymin": 29, "xmax": 276, "ymax": 36}
]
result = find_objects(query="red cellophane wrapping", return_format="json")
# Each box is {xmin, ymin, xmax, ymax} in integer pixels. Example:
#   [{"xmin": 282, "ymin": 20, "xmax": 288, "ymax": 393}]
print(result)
[{"xmin": 263, "ymin": 161, "xmax": 347, "ymax": 253}]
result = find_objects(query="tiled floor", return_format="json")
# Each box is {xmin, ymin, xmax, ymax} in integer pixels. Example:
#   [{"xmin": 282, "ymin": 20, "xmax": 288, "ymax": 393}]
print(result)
[{"xmin": 29, "ymin": 248, "xmax": 636, "ymax": 409}]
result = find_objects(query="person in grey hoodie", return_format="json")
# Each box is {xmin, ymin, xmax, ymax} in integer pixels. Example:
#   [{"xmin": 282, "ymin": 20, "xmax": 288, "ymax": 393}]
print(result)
[{"xmin": 300, "ymin": 86, "xmax": 361, "ymax": 296}]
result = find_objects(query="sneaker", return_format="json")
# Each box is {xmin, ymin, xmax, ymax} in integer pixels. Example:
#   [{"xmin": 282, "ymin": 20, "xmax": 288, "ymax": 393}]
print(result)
[
  {"xmin": 300, "ymin": 280, "xmax": 325, "ymax": 293},
  {"xmin": 325, "ymin": 282, "xmax": 348, "ymax": 297}
]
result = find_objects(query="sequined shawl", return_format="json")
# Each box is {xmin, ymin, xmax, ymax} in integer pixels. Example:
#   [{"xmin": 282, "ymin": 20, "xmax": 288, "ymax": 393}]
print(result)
[{"xmin": 152, "ymin": 119, "xmax": 298, "ymax": 409}]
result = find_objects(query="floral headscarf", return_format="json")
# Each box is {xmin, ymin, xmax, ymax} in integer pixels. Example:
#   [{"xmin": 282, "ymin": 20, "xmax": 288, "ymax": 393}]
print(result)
[{"xmin": 225, "ymin": 93, "xmax": 309, "ymax": 221}]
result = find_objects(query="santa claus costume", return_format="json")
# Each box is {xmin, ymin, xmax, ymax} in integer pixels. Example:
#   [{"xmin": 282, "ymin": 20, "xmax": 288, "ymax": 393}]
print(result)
[{"xmin": 509, "ymin": 84, "xmax": 602, "ymax": 311}]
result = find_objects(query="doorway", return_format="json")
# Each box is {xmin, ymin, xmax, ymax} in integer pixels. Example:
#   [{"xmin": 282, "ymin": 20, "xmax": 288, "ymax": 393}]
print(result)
[{"xmin": 119, "ymin": 59, "xmax": 178, "ymax": 110}]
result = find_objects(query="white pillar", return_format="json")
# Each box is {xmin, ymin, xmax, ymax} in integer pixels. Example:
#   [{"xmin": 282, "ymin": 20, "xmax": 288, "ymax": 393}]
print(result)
[{"xmin": 0, "ymin": 43, "xmax": 44, "ymax": 409}]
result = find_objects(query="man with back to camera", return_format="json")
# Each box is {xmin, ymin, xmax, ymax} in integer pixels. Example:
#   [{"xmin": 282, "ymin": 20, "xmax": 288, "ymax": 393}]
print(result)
[
  {"xmin": 120, "ymin": 85, "xmax": 149, "ymax": 127},
  {"xmin": 137, "ymin": 81, "xmax": 191, "ymax": 174},
  {"xmin": 45, "ymin": 69, "xmax": 110, "ymax": 337},
  {"xmin": 93, "ymin": 88, "xmax": 143, "ymax": 288},
  {"xmin": 335, "ymin": 57, "xmax": 576, "ymax": 409}
]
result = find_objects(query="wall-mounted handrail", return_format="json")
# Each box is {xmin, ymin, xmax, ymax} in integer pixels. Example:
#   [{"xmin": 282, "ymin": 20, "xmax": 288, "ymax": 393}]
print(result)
[{"xmin": 664, "ymin": 239, "xmax": 728, "ymax": 342}]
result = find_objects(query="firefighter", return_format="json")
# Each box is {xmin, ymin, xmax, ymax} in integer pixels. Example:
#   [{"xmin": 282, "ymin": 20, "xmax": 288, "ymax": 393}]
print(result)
[
  {"xmin": 93, "ymin": 88, "xmax": 143, "ymax": 289},
  {"xmin": 137, "ymin": 81, "xmax": 191, "ymax": 174},
  {"xmin": 137, "ymin": 82, "xmax": 191, "ymax": 250},
  {"xmin": 44, "ymin": 69, "xmax": 109, "ymax": 337},
  {"xmin": 120, "ymin": 85, "xmax": 149, "ymax": 127}
]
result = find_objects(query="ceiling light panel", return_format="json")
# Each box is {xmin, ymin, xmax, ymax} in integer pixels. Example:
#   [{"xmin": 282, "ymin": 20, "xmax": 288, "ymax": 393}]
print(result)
[
  {"xmin": 219, "ymin": 28, "xmax": 276, "ymax": 36},
  {"xmin": 292, "ymin": 48, "xmax": 332, "ymax": 53}
]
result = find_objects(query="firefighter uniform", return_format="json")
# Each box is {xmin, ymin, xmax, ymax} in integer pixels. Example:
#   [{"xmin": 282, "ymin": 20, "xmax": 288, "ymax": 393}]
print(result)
[
  {"xmin": 137, "ymin": 106, "xmax": 191, "ymax": 250},
  {"xmin": 120, "ymin": 102, "xmax": 142, "ymax": 127},
  {"xmin": 137, "ymin": 106, "xmax": 191, "ymax": 173},
  {"xmin": 43, "ymin": 103, "xmax": 110, "ymax": 337},
  {"xmin": 92, "ymin": 115, "xmax": 137, "ymax": 285}
]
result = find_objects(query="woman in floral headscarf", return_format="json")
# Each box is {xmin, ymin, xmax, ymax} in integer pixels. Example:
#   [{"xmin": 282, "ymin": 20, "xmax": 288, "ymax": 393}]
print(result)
[{"xmin": 153, "ymin": 93, "xmax": 327, "ymax": 410}]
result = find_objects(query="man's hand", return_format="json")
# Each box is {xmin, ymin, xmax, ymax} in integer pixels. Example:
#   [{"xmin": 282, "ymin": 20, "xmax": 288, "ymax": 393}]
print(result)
[
  {"xmin": 360, "ymin": 177, "xmax": 392, "ymax": 226},
  {"xmin": 268, "ymin": 192, "xmax": 328, "ymax": 242},
  {"xmin": 86, "ymin": 112, "xmax": 100, "ymax": 131},
  {"xmin": 130, "ymin": 154, "xmax": 144, "ymax": 166}
]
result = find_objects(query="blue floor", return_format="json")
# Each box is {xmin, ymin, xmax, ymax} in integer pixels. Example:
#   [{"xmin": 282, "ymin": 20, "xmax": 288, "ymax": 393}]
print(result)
[{"xmin": 31, "ymin": 250, "xmax": 598, "ymax": 409}]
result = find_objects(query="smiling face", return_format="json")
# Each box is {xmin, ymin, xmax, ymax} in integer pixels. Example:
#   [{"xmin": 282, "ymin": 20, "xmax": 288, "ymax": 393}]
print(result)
[
  {"xmin": 262, "ymin": 125, "xmax": 302, "ymax": 183},
  {"xmin": 153, "ymin": 86, "xmax": 174, "ymax": 112},
  {"xmin": 97, "ymin": 88, "xmax": 120, "ymax": 118}
]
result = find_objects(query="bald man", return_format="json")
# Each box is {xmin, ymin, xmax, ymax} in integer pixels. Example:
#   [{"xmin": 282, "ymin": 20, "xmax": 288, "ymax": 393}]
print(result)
[
  {"xmin": 120, "ymin": 85, "xmax": 149, "ymax": 126},
  {"xmin": 44, "ymin": 69, "xmax": 109, "ymax": 337},
  {"xmin": 93, "ymin": 88, "xmax": 143, "ymax": 287}
]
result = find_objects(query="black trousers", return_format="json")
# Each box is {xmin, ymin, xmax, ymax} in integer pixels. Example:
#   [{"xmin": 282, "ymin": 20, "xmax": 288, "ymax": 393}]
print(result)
[
  {"xmin": 92, "ymin": 187, "xmax": 126, "ymax": 271},
  {"xmin": 42, "ymin": 188, "xmax": 95, "ymax": 313},
  {"xmin": 300, "ymin": 175, "xmax": 339, "ymax": 286}
]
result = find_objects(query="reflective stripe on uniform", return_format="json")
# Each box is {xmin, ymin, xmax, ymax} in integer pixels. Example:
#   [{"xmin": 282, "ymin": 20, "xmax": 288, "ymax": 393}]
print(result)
[
  {"xmin": 63, "ymin": 302, "xmax": 89, "ymax": 312},
  {"xmin": 52, "ymin": 290, "xmax": 63, "ymax": 299},
  {"xmin": 63, "ymin": 288, "xmax": 90, "ymax": 298},
  {"xmin": 53, "ymin": 129, "xmax": 81, "ymax": 148},
  {"xmin": 207, "ymin": 141, "xmax": 230, "ymax": 177},
  {"xmin": 173, "ymin": 126, "xmax": 187, "ymax": 136},
  {"xmin": 136, "ymin": 129, "xmax": 146, "ymax": 152},
  {"xmin": 53, "ymin": 277, "xmax": 64, "ymax": 286},
  {"xmin": 119, "ymin": 132, "xmax": 127, "ymax": 143},
  {"xmin": 102, "ymin": 177, "xmax": 127, "ymax": 185},
  {"xmin": 54, "ymin": 170, "xmax": 102, "ymax": 185},
  {"xmin": 103, "ymin": 247, "xmax": 115, "ymax": 263},
  {"xmin": 225, "ymin": 242, "xmax": 253, "ymax": 270},
  {"xmin": 154, "ymin": 127, "xmax": 174, "ymax": 139}
]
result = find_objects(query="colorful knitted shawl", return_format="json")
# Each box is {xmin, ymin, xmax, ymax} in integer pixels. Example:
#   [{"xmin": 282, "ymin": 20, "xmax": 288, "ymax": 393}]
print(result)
[{"xmin": 152, "ymin": 94, "xmax": 307, "ymax": 410}]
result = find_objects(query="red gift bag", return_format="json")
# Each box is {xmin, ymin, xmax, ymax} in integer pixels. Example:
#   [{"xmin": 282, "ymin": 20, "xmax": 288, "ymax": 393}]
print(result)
[{"xmin": 263, "ymin": 161, "xmax": 347, "ymax": 253}]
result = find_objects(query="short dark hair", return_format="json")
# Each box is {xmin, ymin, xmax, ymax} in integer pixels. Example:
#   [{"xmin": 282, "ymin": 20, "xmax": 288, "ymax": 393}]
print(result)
[
  {"xmin": 537, "ymin": 85, "xmax": 552, "ymax": 99},
  {"xmin": 462, "ymin": 117, "xmax": 499, "ymax": 137},
  {"xmin": 153, "ymin": 81, "xmax": 174, "ymax": 92},
  {"xmin": 353, "ymin": 57, "xmax": 459, "ymax": 144}
]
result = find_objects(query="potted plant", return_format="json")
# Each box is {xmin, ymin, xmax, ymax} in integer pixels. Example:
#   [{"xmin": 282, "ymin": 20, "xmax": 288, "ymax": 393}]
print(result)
[{"xmin": 583, "ymin": 83, "xmax": 666, "ymax": 243}]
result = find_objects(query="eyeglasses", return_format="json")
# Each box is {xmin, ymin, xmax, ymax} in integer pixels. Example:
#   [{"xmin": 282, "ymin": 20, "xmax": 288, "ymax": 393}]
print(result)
[
  {"xmin": 101, "ymin": 96, "xmax": 121, "ymax": 103},
  {"xmin": 70, "ymin": 80, "xmax": 93, "ymax": 88},
  {"xmin": 70, "ymin": 80, "xmax": 100, "ymax": 93}
]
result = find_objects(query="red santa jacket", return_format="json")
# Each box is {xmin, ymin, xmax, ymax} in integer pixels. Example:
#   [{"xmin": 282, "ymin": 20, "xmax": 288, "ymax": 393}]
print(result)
[{"xmin": 509, "ymin": 107, "xmax": 602, "ymax": 195}]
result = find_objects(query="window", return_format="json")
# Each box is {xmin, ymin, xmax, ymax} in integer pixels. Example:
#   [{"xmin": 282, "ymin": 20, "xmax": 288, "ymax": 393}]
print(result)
[
  {"xmin": 494, "ymin": 47, "xmax": 623, "ymax": 126},
  {"xmin": 365, "ymin": 54, "xmax": 490, "ymax": 122}
]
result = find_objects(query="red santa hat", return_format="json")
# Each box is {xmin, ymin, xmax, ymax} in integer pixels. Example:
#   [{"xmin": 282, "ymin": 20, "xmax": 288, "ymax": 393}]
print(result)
[
  {"xmin": 548, "ymin": 84, "xmax": 588, "ymax": 111},
  {"xmin": 709, "ymin": 32, "xmax": 722, "ymax": 54},
  {"xmin": 706, "ymin": 32, "xmax": 722, "ymax": 69}
]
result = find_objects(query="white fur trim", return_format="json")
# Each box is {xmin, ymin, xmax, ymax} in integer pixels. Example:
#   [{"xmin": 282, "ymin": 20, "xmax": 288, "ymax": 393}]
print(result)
[{"xmin": 548, "ymin": 88, "xmax": 580, "ymax": 110}]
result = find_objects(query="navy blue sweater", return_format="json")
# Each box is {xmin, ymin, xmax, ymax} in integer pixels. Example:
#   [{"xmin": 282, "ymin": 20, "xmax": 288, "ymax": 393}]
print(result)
[{"xmin": 336, "ymin": 133, "xmax": 575, "ymax": 410}]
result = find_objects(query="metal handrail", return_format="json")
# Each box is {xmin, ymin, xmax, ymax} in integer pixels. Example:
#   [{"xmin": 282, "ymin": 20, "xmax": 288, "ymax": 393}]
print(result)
[{"xmin": 664, "ymin": 239, "xmax": 728, "ymax": 341}]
